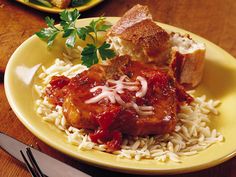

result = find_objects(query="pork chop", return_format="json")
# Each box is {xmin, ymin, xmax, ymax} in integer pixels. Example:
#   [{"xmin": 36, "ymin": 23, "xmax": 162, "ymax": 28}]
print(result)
[{"xmin": 46, "ymin": 56, "xmax": 192, "ymax": 137}]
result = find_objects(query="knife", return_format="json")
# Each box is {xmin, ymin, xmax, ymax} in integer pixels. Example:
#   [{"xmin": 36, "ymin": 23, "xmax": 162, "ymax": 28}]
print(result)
[{"xmin": 0, "ymin": 132, "xmax": 91, "ymax": 177}]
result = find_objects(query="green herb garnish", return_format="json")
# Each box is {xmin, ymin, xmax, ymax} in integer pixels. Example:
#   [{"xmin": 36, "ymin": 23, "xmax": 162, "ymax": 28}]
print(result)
[
  {"xmin": 78, "ymin": 17, "xmax": 112, "ymax": 44},
  {"xmin": 36, "ymin": 10, "xmax": 116, "ymax": 67},
  {"xmin": 82, "ymin": 42, "xmax": 116, "ymax": 67},
  {"xmin": 78, "ymin": 17, "xmax": 115, "ymax": 67},
  {"xmin": 36, "ymin": 17, "xmax": 60, "ymax": 46},
  {"xmin": 60, "ymin": 10, "xmax": 81, "ymax": 48}
]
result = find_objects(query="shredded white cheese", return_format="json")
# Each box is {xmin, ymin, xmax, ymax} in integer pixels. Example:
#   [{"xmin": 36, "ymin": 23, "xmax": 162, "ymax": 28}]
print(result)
[
  {"xmin": 85, "ymin": 75, "xmax": 154, "ymax": 116},
  {"xmin": 136, "ymin": 76, "xmax": 148, "ymax": 98}
]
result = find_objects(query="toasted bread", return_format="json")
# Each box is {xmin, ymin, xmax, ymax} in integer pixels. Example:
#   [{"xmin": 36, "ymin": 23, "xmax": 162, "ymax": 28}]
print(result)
[
  {"xmin": 107, "ymin": 4, "xmax": 205, "ymax": 88},
  {"xmin": 108, "ymin": 4, "xmax": 152, "ymax": 35},
  {"xmin": 170, "ymin": 32, "xmax": 205, "ymax": 87},
  {"xmin": 107, "ymin": 4, "xmax": 170, "ymax": 65}
]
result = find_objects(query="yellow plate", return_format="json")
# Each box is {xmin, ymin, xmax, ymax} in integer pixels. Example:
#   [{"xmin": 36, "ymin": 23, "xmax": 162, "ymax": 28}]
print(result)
[
  {"xmin": 16, "ymin": 0, "xmax": 103, "ymax": 13},
  {"xmin": 4, "ymin": 17, "xmax": 236, "ymax": 175}
]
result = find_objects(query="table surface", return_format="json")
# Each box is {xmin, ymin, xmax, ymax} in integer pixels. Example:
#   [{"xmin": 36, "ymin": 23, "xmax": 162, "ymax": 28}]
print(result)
[{"xmin": 1, "ymin": 0, "xmax": 236, "ymax": 176}]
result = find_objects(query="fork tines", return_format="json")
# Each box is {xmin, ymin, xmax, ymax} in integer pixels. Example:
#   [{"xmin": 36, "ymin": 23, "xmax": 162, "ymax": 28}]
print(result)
[{"xmin": 20, "ymin": 148, "xmax": 46, "ymax": 177}]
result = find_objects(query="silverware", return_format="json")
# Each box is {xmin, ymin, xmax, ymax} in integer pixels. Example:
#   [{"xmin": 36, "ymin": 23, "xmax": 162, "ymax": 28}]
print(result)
[
  {"xmin": 0, "ymin": 132, "xmax": 91, "ymax": 177},
  {"xmin": 20, "ymin": 147, "xmax": 46, "ymax": 177}
]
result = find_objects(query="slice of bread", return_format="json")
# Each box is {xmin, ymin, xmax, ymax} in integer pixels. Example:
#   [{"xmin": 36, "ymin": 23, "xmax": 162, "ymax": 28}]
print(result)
[
  {"xmin": 107, "ymin": 4, "xmax": 205, "ymax": 88},
  {"xmin": 107, "ymin": 4, "xmax": 170, "ymax": 65},
  {"xmin": 169, "ymin": 32, "xmax": 206, "ymax": 87}
]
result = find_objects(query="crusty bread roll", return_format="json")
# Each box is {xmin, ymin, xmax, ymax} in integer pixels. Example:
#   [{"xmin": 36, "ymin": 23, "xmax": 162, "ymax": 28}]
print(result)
[
  {"xmin": 107, "ymin": 4, "xmax": 170, "ymax": 65},
  {"xmin": 50, "ymin": 0, "xmax": 71, "ymax": 8},
  {"xmin": 169, "ymin": 32, "xmax": 206, "ymax": 87},
  {"xmin": 107, "ymin": 4, "xmax": 205, "ymax": 88}
]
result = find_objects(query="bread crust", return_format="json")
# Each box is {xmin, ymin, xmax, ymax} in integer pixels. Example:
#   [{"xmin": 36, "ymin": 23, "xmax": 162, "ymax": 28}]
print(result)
[
  {"xmin": 109, "ymin": 4, "xmax": 152, "ymax": 36},
  {"xmin": 107, "ymin": 5, "xmax": 205, "ymax": 88},
  {"xmin": 118, "ymin": 19, "xmax": 170, "ymax": 60},
  {"xmin": 170, "ymin": 49, "xmax": 205, "ymax": 88},
  {"xmin": 107, "ymin": 4, "xmax": 170, "ymax": 64},
  {"xmin": 169, "ymin": 32, "xmax": 206, "ymax": 87}
]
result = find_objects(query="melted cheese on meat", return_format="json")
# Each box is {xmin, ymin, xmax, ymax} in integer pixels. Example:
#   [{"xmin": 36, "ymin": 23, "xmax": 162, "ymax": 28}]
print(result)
[{"xmin": 85, "ymin": 75, "xmax": 154, "ymax": 115}]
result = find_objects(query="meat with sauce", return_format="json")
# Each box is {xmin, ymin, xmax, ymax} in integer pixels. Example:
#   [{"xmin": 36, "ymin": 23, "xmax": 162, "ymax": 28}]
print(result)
[{"xmin": 46, "ymin": 56, "xmax": 192, "ymax": 139}]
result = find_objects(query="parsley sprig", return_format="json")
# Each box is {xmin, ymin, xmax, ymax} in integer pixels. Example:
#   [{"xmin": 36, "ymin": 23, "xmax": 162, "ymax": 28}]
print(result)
[
  {"xmin": 36, "ymin": 9, "xmax": 116, "ymax": 67},
  {"xmin": 78, "ymin": 17, "xmax": 115, "ymax": 67},
  {"xmin": 60, "ymin": 10, "xmax": 81, "ymax": 48},
  {"xmin": 36, "ymin": 17, "xmax": 60, "ymax": 46}
]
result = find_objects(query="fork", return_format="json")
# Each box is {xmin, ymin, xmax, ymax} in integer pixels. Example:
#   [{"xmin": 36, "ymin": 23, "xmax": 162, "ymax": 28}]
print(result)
[{"xmin": 20, "ymin": 147, "xmax": 47, "ymax": 177}]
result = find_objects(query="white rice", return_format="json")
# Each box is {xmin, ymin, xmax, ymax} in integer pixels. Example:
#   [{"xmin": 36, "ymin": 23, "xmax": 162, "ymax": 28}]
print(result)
[{"xmin": 35, "ymin": 59, "xmax": 223, "ymax": 163}]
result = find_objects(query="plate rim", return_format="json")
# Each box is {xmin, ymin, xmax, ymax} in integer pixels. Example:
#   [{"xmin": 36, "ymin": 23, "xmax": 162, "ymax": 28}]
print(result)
[{"xmin": 4, "ymin": 17, "xmax": 236, "ymax": 175}]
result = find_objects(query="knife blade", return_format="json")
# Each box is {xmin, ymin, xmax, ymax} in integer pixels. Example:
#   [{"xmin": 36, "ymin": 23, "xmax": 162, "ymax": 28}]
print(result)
[{"xmin": 0, "ymin": 132, "xmax": 91, "ymax": 177}]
